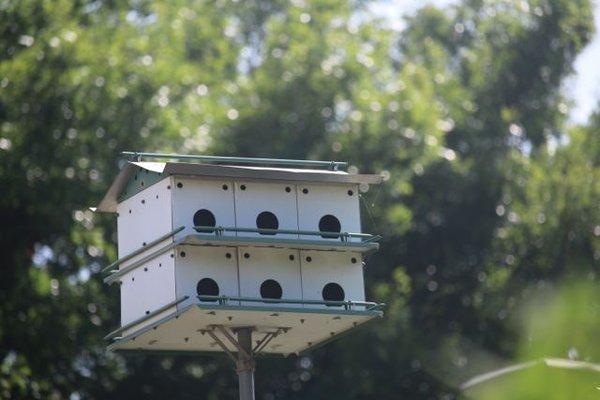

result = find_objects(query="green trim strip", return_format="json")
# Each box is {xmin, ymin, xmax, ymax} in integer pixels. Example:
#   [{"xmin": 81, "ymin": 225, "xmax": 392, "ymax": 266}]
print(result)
[
  {"xmin": 122, "ymin": 151, "xmax": 347, "ymax": 171},
  {"xmin": 193, "ymin": 225, "xmax": 375, "ymax": 241},
  {"xmin": 104, "ymin": 296, "xmax": 189, "ymax": 340},
  {"xmin": 103, "ymin": 225, "xmax": 381, "ymax": 285},
  {"xmin": 104, "ymin": 241, "xmax": 181, "ymax": 284},
  {"xmin": 197, "ymin": 295, "xmax": 385, "ymax": 311},
  {"xmin": 101, "ymin": 226, "xmax": 184, "ymax": 274},
  {"xmin": 184, "ymin": 234, "xmax": 379, "ymax": 253},
  {"xmin": 195, "ymin": 303, "xmax": 383, "ymax": 317}
]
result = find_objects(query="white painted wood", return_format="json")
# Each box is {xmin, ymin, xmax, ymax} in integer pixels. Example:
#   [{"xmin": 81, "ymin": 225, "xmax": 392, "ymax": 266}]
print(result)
[
  {"xmin": 116, "ymin": 177, "xmax": 173, "ymax": 257},
  {"xmin": 300, "ymin": 250, "xmax": 365, "ymax": 308},
  {"xmin": 175, "ymin": 245, "xmax": 239, "ymax": 308},
  {"xmin": 119, "ymin": 251, "xmax": 176, "ymax": 326},
  {"xmin": 238, "ymin": 248, "xmax": 302, "ymax": 307},
  {"xmin": 111, "ymin": 305, "xmax": 379, "ymax": 355},
  {"xmin": 296, "ymin": 183, "xmax": 361, "ymax": 242},
  {"xmin": 234, "ymin": 181, "xmax": 299, "ymax": 239},
  {"xmin": 171, "ymin": 177, "xmax": 236, "ymax": 240},
  {"xmin": 111, "ymin": 167, "xmax": 373, "ymax": 354},
  {"xmin": 117, "ymin": 237, "xmax": 173, "ymax": 270},
  {"xmin": 121, "ymin": 307, "xmax": 178, "ymax": 338}
]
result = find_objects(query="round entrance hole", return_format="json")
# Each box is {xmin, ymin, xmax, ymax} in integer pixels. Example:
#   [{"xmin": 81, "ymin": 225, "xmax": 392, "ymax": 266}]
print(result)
[
  {"xmin": 197, "ymin": 278, "xmax": 219, "ymax": 300},
  {"xmin": 193, "ymin": 209, "xmax": 216, "ymax": 231},
  {"xmin": 318, "ymin": 214, "xmax": 341, "ymax": 239},
  {"xmin": 256, "ymin": 211, "xmax": 279, "ymax": 234},
  {"xmin": 322, "ymin": 282, "xmax": 345, "ymax": 302},
  {"xmin": 260, "ymin": 279, "xmax": 283, "ymax": 299}
]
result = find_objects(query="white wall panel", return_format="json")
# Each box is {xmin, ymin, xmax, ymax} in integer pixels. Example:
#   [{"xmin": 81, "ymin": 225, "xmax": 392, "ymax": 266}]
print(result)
[
  {"xmin": 117, "ymin": 237, "xmax": 173, "ymax": 270},
  {"xmin": 238, "ymin": 248, "xmax": 301, "ymax": 307},
  {"xmin": 234, "ymin": 181, "xmax": 298, "ymax": 239},
  {"xmin": 175, "ymin": 245, "xmax": 239, "ymax": 306},
  {"xmin": 296, "ymin": 183, "xmax": 361, "ymax": 242},
  {"xmin": 171, "ymin": 178, "xmax": 236, "ymax": 239},
  {"xmin": 116, "ymin": 177, "xmax": 173, "ymax": 257},
  {"xmin": 120, "ymin": 251, "xmax": 176, "ymax": 326},
  {"xmin": 300, "ymin": 250, "xmax": 365, "ymax": 308}
]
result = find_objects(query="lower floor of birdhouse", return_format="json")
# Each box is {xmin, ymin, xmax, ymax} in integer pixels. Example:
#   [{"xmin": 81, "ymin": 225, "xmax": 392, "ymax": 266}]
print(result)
[{"xmin": 107, "ymin": 303, "xmax": 383, "ymax": 356}]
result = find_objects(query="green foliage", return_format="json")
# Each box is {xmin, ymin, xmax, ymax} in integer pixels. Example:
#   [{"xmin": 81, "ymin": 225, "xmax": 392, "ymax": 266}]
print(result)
[
  {"xmin": 464, "ymin": 281, "xmax": 600, "ymax": 399},
  {"xmin": 0, "ymin": 0, "xmax": 598, "ymax": 398}
]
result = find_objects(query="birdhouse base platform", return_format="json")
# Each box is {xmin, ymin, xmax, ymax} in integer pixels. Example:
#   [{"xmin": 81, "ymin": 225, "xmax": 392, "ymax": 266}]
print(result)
[{"xmin": 107, "ymin": 301, "xmax": 383, "ymax": 356}]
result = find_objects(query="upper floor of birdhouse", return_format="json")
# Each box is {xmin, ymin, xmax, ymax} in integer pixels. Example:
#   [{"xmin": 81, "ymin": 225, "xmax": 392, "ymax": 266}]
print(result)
[{"xmin": 96, "ymin": 154, "xmax": 383, "ymax": 259}]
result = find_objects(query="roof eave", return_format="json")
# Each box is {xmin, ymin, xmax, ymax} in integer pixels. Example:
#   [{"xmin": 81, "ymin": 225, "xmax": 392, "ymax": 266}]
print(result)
[
  {"xmin": 95, "ymin": 163, "xmax": 136, "ymax": 213},
  {"xmin": 94, "ymin": 161, "xmax": 383, "ymax": 213},
  {"xmin": 162, "ymin": 162, "xmax": 383, "ymax": 185}
]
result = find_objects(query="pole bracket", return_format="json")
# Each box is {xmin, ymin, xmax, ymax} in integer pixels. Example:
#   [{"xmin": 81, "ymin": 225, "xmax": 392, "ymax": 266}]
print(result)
[
  {"xmin": 202, "ymin": 325, "xmax": 292, "ymax": 400},
  {"xmin": 252, "ymin": 327, "xmax": 289, "ymax": 356},
  {"xmin": 202, "ymin": 325, "xmax": 256, "ymax": 367}
]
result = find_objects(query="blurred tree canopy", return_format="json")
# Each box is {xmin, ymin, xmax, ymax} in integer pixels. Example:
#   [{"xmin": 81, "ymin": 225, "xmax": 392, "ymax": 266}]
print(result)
[{"xmin": 0, "ymin": 0, "xmax": 598, "ymax": 399}]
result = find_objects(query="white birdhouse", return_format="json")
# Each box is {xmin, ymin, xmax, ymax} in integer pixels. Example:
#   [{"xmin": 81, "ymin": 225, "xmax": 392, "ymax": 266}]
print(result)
[{"xmin": 97, "ymin": 153, "xmax": 384, "ymax": 356}]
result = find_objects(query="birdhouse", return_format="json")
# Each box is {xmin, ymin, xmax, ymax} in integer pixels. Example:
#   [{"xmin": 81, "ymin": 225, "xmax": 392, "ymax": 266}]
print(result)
[{"xmin": 97, "ymin": 152, "xmax": 384, "ymax": 356}]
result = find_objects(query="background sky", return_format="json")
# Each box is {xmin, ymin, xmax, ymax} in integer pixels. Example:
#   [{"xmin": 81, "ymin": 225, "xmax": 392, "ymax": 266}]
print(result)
[{"xmin": 371, "ymin": 0, "xmax": 600, "ymax": 125}]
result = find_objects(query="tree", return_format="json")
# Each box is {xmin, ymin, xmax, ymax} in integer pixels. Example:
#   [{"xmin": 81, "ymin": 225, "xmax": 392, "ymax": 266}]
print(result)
[{"xmin": 0, "ymin": 0, "xmax": 597, "ymax": 398}]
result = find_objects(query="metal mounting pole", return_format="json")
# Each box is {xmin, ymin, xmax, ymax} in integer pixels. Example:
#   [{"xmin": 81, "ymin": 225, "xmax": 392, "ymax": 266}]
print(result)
[{"xmin": 236, "ymin": 328, "xmax": 255, "ymax": 400}]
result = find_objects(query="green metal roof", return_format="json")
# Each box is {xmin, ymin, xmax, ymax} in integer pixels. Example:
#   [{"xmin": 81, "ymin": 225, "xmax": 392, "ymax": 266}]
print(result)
[
  {"xmin": 96, "ymin": 156, "xmax": 382, "ymax": 213},
  {"xmin": 122, "ymin": 151, "xmax": 348, "ymax": 171}
]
